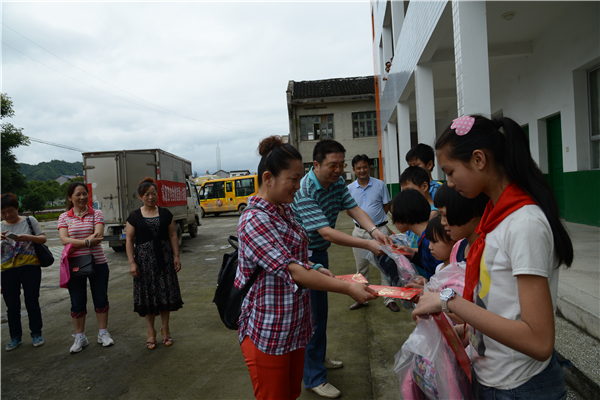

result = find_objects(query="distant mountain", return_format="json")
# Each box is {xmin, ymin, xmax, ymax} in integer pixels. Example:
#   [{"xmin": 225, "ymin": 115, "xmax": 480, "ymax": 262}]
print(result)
[{"xmin": 19, "ymin": 160, "xmax": 83, "ymax": 182}]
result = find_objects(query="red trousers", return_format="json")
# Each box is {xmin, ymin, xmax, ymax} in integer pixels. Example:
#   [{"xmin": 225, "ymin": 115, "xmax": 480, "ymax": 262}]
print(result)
[{"xmin": 241, "ymin": 336, "xmax": 306, "ymax": 400}]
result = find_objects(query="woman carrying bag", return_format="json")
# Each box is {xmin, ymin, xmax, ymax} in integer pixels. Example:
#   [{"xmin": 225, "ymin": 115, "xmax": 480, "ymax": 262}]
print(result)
[
  {"xmin": 125, "ymin": 177, "xmax": 183, "ymax": 350},
  {"xmin": 58, "ymin": 182, "xmax": 114, "ymax": 353},
  {"xmin": 1, "ymin": 193, "xmax": 47, "ymax": 351}
]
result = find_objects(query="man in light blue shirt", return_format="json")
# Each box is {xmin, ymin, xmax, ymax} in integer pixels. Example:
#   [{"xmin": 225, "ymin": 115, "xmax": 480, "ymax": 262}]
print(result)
[{"xmin": 347, "ymin": 155, "xmax": 399, "ymax": 312}]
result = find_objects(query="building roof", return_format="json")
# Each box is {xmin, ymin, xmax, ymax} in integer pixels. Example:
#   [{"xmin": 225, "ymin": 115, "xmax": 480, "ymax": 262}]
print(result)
[{"xmin": 291, "ymin": 76, "xmax": 375, "ymax": 99}]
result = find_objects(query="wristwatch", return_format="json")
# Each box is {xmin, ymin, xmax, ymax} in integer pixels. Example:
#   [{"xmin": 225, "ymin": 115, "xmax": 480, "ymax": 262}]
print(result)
[
  {"xmin": 311, "ymin": 263, "xmax": 323, "ymax": 271},
  {"xmin": 440, "ymin": 288, "xmax": 459, "ymax": 313}
]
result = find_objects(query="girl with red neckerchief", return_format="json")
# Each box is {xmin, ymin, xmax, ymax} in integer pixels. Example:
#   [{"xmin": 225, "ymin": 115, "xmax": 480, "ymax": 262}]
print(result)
[{"xmin": 412, "ymin": 115, "xmax": 573, "ymax": 399}]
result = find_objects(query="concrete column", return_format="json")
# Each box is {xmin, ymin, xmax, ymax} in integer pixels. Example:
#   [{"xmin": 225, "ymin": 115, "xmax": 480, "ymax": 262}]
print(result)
[
  {"xmin": 397, "ymin": 101, "xmax": 411, "ymax": 175},
  {"xmin": 452, "ymin": 1, "xmax": 491, "ymax": 118},
  {"xmin": 415, "ymin": 61, "xmax": 439, "ymax": 180},
  {"xmin": 391, "ymin": 1, "xmax": 405, "ymax": 51},
  {"xmin": 382, "ymin": 126, "xmax": 391, "ymax": 182},
  {"xmin": 387, "ymin": 121, "xmax": 400, "ymax": 184}
]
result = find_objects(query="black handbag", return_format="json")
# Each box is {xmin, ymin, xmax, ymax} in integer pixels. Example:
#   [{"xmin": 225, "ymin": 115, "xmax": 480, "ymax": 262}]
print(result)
[
  {"xmin": 25, "ymin": 217, "xmax": 54, "ymax": 268},
  {"xmin": 68, "ymin": 211, "xmax": 96, "ymax": 278}
]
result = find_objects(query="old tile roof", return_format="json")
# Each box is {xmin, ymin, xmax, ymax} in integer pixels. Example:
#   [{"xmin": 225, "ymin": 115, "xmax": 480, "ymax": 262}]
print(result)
[{"xmin": 292, "ymin": 76, "xmax": 375, "ymax": 99}]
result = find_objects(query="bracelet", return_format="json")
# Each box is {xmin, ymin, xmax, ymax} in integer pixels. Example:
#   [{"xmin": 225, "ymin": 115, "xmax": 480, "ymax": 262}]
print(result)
[
  {"xmin": 368, "ymin": 226, "xmax": 377, "ymax": 236},
  {"xmin": 311, "ymin": 263, "xmax": 323, "ymax": 271},
  {"xmin": 85, "ymin": 239, "xmax": 91, "ymax": 247}
]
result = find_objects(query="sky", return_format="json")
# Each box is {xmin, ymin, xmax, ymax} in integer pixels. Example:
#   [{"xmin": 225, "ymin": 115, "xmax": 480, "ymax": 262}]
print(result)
[{"xmin": 2, "ymin": 1, "xmax": 375, "ymax": 176}]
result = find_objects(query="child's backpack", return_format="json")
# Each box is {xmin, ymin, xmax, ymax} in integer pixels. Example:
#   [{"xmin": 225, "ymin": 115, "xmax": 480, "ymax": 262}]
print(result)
[{"xmin": 212, "ymin": 207, "xmax": 261, "ymax": 330}]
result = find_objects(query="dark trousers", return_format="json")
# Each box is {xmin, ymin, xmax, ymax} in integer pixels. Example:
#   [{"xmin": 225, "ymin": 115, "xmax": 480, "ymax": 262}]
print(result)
[
  {"xmin": 1, "ymin": 265, "xmax": 43, "ymax": 339},
  {"xmin": 67, "ymin": 263, "xmax": 110, "ymax": 315},
  {"xmin": 303, "ymin": 250, "xmax": 329, "ymax": 389}
]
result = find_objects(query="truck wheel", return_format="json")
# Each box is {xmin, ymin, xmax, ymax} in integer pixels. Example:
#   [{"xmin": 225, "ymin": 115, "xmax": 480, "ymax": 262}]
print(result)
[
  {"xmin": 112, "ymin": 245, "xmax": 125, "ymax": 252},
  {"xmin": 188, "ymin": 222, "xmax": 198, "ymax": 238},
  {"xmin": 200, "ymin": 208, "xmax": 205, "ymax": 218},
  {"xmin": 176, "ymin": 223, "xmax": 183, "ymax": 247},
  {"xmin": 238, "ymin": 204, "xmax": 246, "ymax": 215}
]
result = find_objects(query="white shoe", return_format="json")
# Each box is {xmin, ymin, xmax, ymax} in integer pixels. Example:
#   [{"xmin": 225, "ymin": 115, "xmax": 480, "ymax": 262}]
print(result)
[
  {"xmin": 309, "ymin": 382, "xmax": 341, "ymax": 399},
  {"xmin": 323, "ymin": 357, "xmax": 343, "ymax": 369},
  {"xmin": 97, "ymin": 331, "xmax": 114, "ymax": 347},
  {"xmin": 70, "ymin": 335, "xmax": 89, "ymax": 353}
]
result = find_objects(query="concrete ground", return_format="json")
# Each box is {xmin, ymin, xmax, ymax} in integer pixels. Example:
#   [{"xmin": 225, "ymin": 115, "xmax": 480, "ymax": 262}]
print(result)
[
  {"xmin": 1, "ymin": 212, "xmax": 598, "ymax": 399},
  {"xmin": 1, "ymin": 212, "xmax": 414, "ymax": 400}
]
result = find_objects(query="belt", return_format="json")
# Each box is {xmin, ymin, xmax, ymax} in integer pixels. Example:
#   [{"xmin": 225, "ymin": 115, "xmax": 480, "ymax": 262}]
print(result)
[{"xmin": 355, "ymin": 220, "xmax": 388, "ymax": 229}]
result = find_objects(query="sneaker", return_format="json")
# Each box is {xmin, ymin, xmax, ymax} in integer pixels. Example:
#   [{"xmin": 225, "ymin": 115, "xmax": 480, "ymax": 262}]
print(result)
[
  {"xmin": 5, "ymin": 338, "xmax": 21, "ymax": 351},
  {"xmin": 70, "ymin": 334, "xmax": 89, "ymax": 353},
  {"xmin": 309, "ymin": 382, "xmax": 341, "ymax": 399},
  {"xmin": 323, "ymin": 357, "xmax": 343, "ymax": 369},
  {"xmin": 32, "ymin": 336, "xmax": 45, "ymax": 347},
  {"xmin": 97, "ymin": 331, "xmax": 114, "ymax": 347}
]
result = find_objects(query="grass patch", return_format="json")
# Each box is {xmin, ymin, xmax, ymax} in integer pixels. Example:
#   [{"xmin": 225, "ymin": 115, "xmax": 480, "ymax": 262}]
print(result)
[{"xmin": 33, "ymin": 212, "xmax": 62, "ymax": 221}]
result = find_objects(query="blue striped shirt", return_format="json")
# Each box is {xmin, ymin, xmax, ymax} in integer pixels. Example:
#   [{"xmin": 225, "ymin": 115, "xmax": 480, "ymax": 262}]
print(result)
[{"xmin": 292, "ymin": 168, "xmax": 357, "ymax": 251}]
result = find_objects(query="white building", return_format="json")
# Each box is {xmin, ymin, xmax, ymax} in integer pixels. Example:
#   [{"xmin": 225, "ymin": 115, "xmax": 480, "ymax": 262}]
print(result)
[
  {"xmin": 371, "ymin": 1, "xmax": 599, "ymax": 226},
  {"xmin": 287, "ymin": 76, "xmax": 381, "ymax": 180}
]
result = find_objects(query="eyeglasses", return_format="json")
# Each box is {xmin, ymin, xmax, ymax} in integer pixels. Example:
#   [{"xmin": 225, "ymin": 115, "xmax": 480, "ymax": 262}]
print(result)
[{"xmin": 323, "ymin": 163, "xmax": 347, "ymax": 171}]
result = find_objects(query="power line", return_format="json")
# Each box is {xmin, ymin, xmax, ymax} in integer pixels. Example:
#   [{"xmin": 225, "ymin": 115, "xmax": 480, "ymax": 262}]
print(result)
[
  {"xmin": 29, "ymin": 137, "xmax": 86, "ymax": 153},
  {"xmin": 2, "ymin": 23, "xmax": 286, "ymax": 128}
]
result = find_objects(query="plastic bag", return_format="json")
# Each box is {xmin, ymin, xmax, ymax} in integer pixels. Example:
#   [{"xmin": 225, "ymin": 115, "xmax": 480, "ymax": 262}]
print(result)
[
  {"xmin": 394, "ymin": 314, "xmax": 472, "ymax": 400},
  {"xmin": 425, "ymin": 261, "xmax": 467, "ymax": 296}
]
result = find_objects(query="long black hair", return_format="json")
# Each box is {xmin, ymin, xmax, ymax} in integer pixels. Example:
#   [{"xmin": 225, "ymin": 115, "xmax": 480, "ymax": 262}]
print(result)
[
  {"xmin": 435, "ymin": 114, "xmax": 573, "ymax": 267},
  {"xmin": 257, "ymin": 136, "xmax": 302, "ymax": 186}
]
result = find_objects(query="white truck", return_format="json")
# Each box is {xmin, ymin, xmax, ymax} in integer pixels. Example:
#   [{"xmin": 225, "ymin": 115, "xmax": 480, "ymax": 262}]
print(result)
[{"xmin": 82, "ymin": 149, "xmax": 202, "ymax": 252}]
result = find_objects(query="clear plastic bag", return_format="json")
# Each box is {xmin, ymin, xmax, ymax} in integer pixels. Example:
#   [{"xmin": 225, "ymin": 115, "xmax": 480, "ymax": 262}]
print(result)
[
  {"xmin": 425, "ymin": 261, "xmax": 467, "ymax": 296},
  {"xmin": 394, "ymin": 314, "xmax": 472, "ymax": 400}
]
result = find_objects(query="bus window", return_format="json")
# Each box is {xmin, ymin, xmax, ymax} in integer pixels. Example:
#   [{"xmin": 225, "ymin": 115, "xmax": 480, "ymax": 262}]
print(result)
[
  {"xmin": 226, "ymin": 182, "xmax": 232, "ymax": 192},
  {"xmin": 202, "ymin": 181, "xmax": 225, "ymax": 199},
  {"xmin": 235, "ymin": 178, "xmax": 255, "ymax": 197}
]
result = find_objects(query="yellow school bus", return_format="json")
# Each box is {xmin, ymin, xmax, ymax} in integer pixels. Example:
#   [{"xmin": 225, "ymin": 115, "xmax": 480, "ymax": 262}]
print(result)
[{"xmin": 197, "ymin": 175, "xmax": 258, "ymax": 217}]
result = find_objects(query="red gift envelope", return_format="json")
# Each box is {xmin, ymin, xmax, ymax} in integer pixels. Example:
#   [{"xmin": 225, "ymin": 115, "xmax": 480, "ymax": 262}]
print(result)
[
  {"xmin": 368, "ymin": 285, "xmax": 422, "ymax": 300},
  {"xmin": 335, "ymin": 273, "xmax": 369, "ymax": 284},
  {"xmin": 432, "ymin": 313, "xmax": 472, "ymax": 382}
]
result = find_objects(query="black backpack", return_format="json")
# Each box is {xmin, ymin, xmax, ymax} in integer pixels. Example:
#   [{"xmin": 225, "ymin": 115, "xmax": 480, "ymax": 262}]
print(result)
[{"xmin": 213, "ymin": 207, "xmax": 262, "ymax": 330}]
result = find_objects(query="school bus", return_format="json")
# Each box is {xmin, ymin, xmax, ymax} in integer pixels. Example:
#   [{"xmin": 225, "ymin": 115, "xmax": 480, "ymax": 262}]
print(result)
[{"xmin": 197, "ymin": 175, "xmax": 258, "ymax": 217}]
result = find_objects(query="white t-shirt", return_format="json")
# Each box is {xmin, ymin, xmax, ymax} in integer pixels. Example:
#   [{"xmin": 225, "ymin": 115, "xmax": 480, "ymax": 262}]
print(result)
[{"xmin": 469, "ymin": 205, "xmax": 559, "ymax": 389}]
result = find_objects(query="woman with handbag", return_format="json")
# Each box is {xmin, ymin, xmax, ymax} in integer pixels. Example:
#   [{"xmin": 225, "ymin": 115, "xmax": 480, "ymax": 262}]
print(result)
[
  {"xmin": 58, "ymin": 182, "xmax": 114, "ymax": 353},
  {"xmin": 1, "ymin": 193, "xmax": 47, "ymax": 351},
  {"xmin": 237, "ymin": 136, "xmax": 378, "ymax": 400},
  {"xmin": 125, "ymin": 177, "xmax": 183, "ymax": 350}
]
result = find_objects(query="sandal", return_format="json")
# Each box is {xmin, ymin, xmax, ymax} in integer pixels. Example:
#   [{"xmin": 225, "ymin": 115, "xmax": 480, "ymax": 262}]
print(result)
[
  {"xmin": 147, "ymin": 332, "xmax": 157, "ymax": 350},
  {"xmin": 161, "ymin": 329, "xmax": 173, "ymax": 346}
]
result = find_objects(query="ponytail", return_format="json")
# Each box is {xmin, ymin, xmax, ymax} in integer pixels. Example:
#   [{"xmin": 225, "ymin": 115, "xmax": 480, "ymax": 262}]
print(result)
[{"xmin": 436, "ymin": 115, "xmax": 573, "ymax": 268}]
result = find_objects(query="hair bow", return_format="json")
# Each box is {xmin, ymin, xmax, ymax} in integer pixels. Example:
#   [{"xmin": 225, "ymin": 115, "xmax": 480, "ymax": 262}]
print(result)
[{"xmin": 451, "ymin": 116, "xmax": 475, "ymax": 136}]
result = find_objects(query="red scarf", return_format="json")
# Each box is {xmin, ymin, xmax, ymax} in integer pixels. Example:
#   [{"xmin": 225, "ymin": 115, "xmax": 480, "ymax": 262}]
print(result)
[{"xmin": 463, "ymin": 182, "xmax": 536, "ymax": 304}]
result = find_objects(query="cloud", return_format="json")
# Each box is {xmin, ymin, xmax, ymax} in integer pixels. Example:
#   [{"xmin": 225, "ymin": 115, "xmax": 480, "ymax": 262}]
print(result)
[{"xmin": 4, "ymin": 2, "xmax": 373, "ymax": 176}]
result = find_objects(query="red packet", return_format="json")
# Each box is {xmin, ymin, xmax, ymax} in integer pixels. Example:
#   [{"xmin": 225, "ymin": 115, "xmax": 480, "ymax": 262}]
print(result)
[
  {"xmin": 368, "ymin": 285, "xmax": 422, "ymax": 300},
  {"xmin": 390, "ymin": 244, "xmax": 412, "ymax": 257},
  {"xmin": 432, "ymin": 313, "xmax": 472, "ymax": 382},
  {"xmin": 335, "ymin": 273, "xmax": 369, "ymax": 284}
]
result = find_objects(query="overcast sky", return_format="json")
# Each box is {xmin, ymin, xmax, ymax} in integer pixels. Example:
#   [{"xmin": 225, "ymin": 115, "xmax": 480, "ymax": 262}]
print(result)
[{"xmin": 2, "ymin": 1, "xmax": 374, "ymax": 176}]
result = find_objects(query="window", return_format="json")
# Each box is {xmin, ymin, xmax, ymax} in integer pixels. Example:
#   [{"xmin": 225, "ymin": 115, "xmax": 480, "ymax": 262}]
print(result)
[
  {"xmin": 300, "ymin": 115, "xmax": 334, "ymax": 141},
  {"xmin": 589, "ymin": 66, "xmax": 600, "ymax": 169},
  {"xmin": 226, "ymin": 182, "xmax": 232, "ymax": 192},
  {"xmin": 352, "ymin": 111, "xmax": 377, "ymax": 138},
  {"xmin": 235, "ymin": 178, "xmax": 255, "ymax": 197},
  {"xmin": 201, "ymin": 181, "xmax": 225, "ymax": 199}
]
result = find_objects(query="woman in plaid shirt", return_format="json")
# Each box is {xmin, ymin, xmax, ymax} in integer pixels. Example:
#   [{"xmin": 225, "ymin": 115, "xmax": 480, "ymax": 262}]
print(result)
[{"xmin": 236, "ymin": 136, "xmax": 377, "ymax": 400}]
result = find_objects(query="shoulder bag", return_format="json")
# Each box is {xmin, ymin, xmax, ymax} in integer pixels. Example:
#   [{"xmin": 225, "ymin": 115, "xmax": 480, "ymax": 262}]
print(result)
[
  {"xmin": 68, "ymin": 211, "xmax": 96, "ymax": 278},
  {"xmin": 25, "ymin": 217, "xmax": 54, "ymax": 268}
]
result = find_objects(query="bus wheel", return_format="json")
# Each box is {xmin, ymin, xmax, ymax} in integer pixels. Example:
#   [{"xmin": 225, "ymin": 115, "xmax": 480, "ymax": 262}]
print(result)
[
  {"xmin": 238, "ymin": 204, "xmax": 246, "ymax": 215},
  {"xmin": 200, "ymin": 208, "xmax": 205, "ymax": 218},
  {"xmin": 189, "ymin": 222, "xmax": 198, "ymax": 238},
  {"xmin": 176, "ymin": 223, "xmax": 183, "ymax": 247}
]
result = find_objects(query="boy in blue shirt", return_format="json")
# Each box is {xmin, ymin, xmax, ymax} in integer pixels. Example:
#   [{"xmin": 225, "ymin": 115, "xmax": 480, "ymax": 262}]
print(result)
[
  {"xmin": 405, "ymin": 143, "xmax": 441, "ymax": 199},
  {"xmin": 399, "ymin": 166, "xmax": 438, "ymax": 221},
  {"xmin": 390, "ymin": 189, "xmax": 441, "ymax": 280}
]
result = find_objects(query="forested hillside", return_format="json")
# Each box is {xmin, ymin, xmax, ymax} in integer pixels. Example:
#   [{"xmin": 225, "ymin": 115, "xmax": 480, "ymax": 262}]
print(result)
[{"xmin": 19, "ymin": 160, "xmax": 83, "ymax": 181}]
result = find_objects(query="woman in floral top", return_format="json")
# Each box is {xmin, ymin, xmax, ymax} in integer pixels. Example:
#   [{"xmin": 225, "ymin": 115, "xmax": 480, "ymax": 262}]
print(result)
[{"xmin": 236, "ymin": 136, "xmax": 377, "ymax": 400}]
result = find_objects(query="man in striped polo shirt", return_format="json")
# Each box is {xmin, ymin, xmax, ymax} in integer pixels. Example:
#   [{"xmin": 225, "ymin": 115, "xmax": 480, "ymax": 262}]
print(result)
[{"xmin": 293, "ymin": 139, "xmax": 392, "ymax": 399}]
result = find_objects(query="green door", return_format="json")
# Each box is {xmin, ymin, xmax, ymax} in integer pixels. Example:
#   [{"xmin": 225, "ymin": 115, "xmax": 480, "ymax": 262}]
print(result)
[{"xmin": 546, "ymin": 115, "xmax": 565, "ymax": 218}]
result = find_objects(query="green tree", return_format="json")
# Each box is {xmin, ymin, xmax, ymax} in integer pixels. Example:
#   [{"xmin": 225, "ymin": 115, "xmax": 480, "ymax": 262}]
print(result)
[
  {"xmin": 1, "ymin": 93, "xmax": 29, "ymax": 194},
  {"xmin": 21, "ymin": 193, "xmax": 46, "ymax": 216}
]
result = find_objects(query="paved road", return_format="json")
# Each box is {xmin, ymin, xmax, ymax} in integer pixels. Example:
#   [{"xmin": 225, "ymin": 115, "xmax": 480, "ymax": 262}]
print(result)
[{"xmin": 1, "ymin": 213, "xmax": 414, "ymax": 400}]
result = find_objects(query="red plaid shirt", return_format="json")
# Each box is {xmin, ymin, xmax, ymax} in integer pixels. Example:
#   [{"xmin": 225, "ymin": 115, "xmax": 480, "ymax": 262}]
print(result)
[{"xmin": 235, "ymin": 196, "xmax": 313, "ymax": 355}]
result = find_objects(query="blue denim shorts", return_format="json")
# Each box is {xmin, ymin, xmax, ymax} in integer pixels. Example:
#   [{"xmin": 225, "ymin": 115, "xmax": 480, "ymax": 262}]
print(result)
[{"xmin": 475, "ymin": 350, "xmax": 571, "ymax": 400}]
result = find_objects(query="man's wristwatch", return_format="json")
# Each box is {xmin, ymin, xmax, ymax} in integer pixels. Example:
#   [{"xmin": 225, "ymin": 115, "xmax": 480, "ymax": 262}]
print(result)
[
  {"xmin": 368, "ymin": 226, "xmax": 377, "ymax": 236},
  {"xmin": 440, "ymin": 288, "xmax": 459, "ymax": 313}
]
